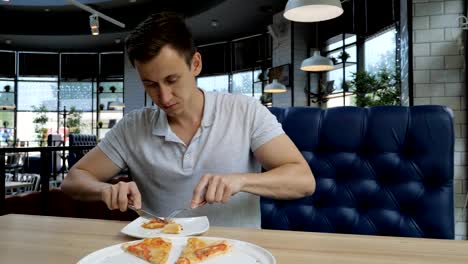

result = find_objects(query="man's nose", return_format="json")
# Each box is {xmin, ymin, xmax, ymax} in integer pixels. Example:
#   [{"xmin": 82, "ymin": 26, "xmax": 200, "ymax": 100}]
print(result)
[{"xmin": 159, "ymin": 85, "xmax": 173, "ymax": 104}]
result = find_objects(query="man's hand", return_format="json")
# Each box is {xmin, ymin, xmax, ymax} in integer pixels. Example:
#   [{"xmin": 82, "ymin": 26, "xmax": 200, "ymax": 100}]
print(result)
[
  {"xmin": 101, "ymin": 181, "xmax": 142, "ymax": 212},
  {"xmin": 191, "ymin": 174, "xmax": 245, "ymax": 208}
]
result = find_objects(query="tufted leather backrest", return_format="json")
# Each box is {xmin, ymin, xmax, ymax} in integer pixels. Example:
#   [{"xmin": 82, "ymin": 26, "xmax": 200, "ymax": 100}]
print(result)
[
  {"xmin": 261, "ymin": 106, "xmax": 454, "ymax": 239},
  {"xmin": 68, "ymin": 134, "xmax": 97, "ymax": 169}
]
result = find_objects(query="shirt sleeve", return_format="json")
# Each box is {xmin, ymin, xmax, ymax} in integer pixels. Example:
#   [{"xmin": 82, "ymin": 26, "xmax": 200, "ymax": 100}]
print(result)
[
  {"xmin": 249, "ymin": 99, "xmax": 285, "ymax": 152},
  {"xmin": 97, "ymin": 115, "xmax": 131, "ymax": 169}
]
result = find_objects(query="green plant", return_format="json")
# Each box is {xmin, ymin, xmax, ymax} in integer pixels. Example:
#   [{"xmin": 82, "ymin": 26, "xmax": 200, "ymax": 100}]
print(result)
[
  {"xmin": 350, "ymin": 68, "xmax": 400, "ymax": 107},
  {"xmin": 338, "ymin": 51, "xmax": 350, "ymax": 63},
  {"xmin": 32, "ymin": 104, "xmax": 49, "ymax": 146},
  {"xmin": 329, "ymin": 56, "xmax": 338, "ymax": 65},
  {"xmin": 4, "ymin": 85, "xmax": 11, "ymax": 92},
  {"xmin": 67, "ymin": 106, "xmax": 82, "ymax": 134},
  {"xmin": 3, "ymin": 120, "xmax": 9, "ymax": 128},
  {"xmin": 259, "ymin": 93, "xmax": 272, "ymax": 106},
  {"xmin": 97, "ymin": 121, "xmax": 103, "ymax": 128},
  {"xmin": 99, "ymin": 103, "xmax": 105, "ymax": 110}
]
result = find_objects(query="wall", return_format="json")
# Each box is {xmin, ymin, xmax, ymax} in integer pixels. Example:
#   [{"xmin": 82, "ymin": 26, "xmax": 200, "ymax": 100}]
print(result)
[
  {"xmin": 412, "ymin": 0, "xmax": 466, "ymax": 239},
  {"xmin": 123, "ymin": 52, "xmax": 145, "ymax": 114},
  {"xmin": 271, "ymin": 12, "xmax": 293, "ymax": 107}
]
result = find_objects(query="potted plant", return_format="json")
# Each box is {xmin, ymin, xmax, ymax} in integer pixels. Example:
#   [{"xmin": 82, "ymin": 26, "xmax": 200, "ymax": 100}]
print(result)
[
  {"xmin": 99, "ymin": 103, "xmax": 105, "ymax": 110},
  {"xmin": 338, "ymin": 51, "xmax": 350, "ymax": 63},
  {"xmin": 329, "ymin": 56, "xmax": 338, "ymax": 65},
  {"xmin": 259, "ymin": 93, "xmax": 272, "ymax": 106},
  {"xmin": 3, "ymin": 120, "xmax": 9, "ymax": 128},
  {"xmin": 97, "ymin": 121, "xmax": 103, "ymax": 129},
  {"xmin": 32, "ymin": 104, "xmax": 49, "ymax": 146},
  {"xmin": 110, "ymin": 86, "xmax": 116, "ymax": 93},
  {"xmin": 349, "ymin": 68, "xmax": 400, "ymax": 107},
  {"xmin": 98, "ymin": 86, "xmax": 104, "ymax": 93},
  {"xmin": 67, "ymin": 106, "xmax": 82, "ymax": 134},
  {"xmin": 4, "ymin": 85, "xmax": 11, "ymax": 93}
]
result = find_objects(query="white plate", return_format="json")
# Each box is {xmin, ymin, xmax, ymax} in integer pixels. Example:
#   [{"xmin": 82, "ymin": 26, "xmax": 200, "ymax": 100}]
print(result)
[
  {"xmin": 77, "ymin": 236, "xmax": 276, "ymax": 264},
  {"xmin": 121, "ymin": 216, "xmax": 209, "ymax": 238}
]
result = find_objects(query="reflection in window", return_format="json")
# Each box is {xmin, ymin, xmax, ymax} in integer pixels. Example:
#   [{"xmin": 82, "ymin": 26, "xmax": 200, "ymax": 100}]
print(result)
[
  {"xmin": 365, "ymin": 27, "xmax": 397, "ymax": 74},
  {"xmin": 18, "ymin": 80, "xmax": 58, "ymax": 111},
  {"xmin": 16, "ymin": 112, "xmax": 58, "ymax": 146},
  {"xmin": 232, "ymin": 71, "xmax": 253, "ymax": 96},
  {"xmin": 325, "ymin": 35, "xmax": 357, "ymax": 95},
  {"xmin": 59, "ymin": 82, "xmax": 93, "ymax": 111},
  {"xmin": 197, "ymin": 75, "xmax": 229, "ymax": 93}
]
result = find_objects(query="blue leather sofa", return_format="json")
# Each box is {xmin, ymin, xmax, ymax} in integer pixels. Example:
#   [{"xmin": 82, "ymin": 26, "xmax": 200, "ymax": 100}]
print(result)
[{"xmin": 262, "ymin": 106, "xmax": 454, "ymax": 239}]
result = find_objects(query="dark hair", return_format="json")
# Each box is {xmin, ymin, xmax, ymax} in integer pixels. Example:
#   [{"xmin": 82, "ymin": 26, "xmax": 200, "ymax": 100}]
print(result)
[{"xmin": 125, "ymin": 12, "xmax": 196, "ymax": 67}]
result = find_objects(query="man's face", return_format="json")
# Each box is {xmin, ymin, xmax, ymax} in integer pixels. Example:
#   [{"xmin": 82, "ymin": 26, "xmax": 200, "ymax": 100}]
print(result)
[{"xmin": 135, "ymin": 45, "xmax": 202, "ymax": 117}]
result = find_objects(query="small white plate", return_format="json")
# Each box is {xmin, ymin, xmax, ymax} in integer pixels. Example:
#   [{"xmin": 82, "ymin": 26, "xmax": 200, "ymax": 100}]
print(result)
[
  {"xmin": 121, "ymin": 216, "xmax": 209, "ymax": 238},
  {"xmin": 77, "ymin": 236, "xmax": 276, "ymax": 264}
]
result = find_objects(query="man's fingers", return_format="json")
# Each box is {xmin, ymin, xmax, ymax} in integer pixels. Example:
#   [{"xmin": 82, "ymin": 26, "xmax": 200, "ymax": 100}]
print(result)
[
  {"xmin": 128, "ymin": 182, "xmax": 142, "ymax": 209},
  {"xmin": 110, "ymin": 184, "xmax": 119, "ymax": 210},
  {"xmin": 221, "ymin": 184, "xmax": 231, "ymax": 204},
  {"xmin": 214, "ymin": 181, "xmax": 225, "ymax": 202},
  {"xmin": 205, "ymin": 176, "xmax": 220, "ymax": 203},
  {"xmin": 117, "ymin": 183, "xmax": 129, "ymax": 212},
  {"xmin": 192, "ymin": 175, "xmax": 210, "ymax": 207}
]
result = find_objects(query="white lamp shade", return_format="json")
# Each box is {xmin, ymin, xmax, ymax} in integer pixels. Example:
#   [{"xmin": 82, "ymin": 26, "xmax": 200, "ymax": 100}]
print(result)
[
  {"xmin": 284, "ymin": 0, "xmax": 344, "ymax": 22},
  {"xmin": 301, "ymin": 51, "xmax": 334, "ymax": 72},
  {"xmin": 264, "ymin": 79, "xmax": 287, "ymax": 93}
]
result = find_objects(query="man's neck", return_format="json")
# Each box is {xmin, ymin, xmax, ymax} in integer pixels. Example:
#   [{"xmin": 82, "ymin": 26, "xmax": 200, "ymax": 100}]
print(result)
[{"xmin": 168, "ymin": 88, "xmax": 204, "ymax": 128}]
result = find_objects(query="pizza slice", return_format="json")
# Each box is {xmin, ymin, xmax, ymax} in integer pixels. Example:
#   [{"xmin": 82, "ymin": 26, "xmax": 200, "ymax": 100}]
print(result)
[
  {"xmin": 162, "ymin": 222, "xmax": 183, "ymax": 234},
  {"xmin": 122, "ymin": 237, "xmax": 172, "ymax": 264},
  {"xmin": 176, "ymin": 237, "xmax": 231, "ymax": 264},
  {"xmin": 141, "ymin": 218, "xmax": 167, "ymax": 229}
]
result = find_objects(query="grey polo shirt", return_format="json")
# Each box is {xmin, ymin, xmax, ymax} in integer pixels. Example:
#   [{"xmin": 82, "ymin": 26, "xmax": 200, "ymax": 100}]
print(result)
[{"xmin": 98, "ymin": 91, "xmax": 284, "ymax": 228}]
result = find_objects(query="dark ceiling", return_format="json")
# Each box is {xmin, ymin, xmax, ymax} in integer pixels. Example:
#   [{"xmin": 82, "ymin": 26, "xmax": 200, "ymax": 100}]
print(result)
[{"xmin": 0, "ymin": 0, "xmax": 287, "ymax": 51}]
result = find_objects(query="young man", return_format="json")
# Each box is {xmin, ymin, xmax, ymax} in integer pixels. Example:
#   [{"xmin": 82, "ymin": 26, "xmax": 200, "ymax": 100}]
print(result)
[{"xmin": 61, "ymin": 12, "xmax": 315, "ymax": 227}]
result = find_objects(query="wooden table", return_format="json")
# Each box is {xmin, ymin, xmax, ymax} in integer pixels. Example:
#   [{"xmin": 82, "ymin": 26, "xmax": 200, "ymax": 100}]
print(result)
[{"xmin": 0, "ymin": 214, "xmax": 467, "ymax": 263}]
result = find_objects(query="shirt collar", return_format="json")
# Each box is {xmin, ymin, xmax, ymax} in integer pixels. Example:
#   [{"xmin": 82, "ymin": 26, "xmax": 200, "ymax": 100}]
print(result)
[{"xmin": 152, "ymin": 89, "xmax": 215, "ymax": 137}]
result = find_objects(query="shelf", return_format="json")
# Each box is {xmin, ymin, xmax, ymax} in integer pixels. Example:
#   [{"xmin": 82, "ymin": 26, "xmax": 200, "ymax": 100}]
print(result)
[
  {"xmin": 97, "ymin": 110, "xmax": 123, "ymax": 113},
  {"xmin": 0, "ymin": 92, "xmax": 14, "ymax": 94},
  {"xmin": 331, "ymin": 62, "xmax": 357, "ymax": 70}
]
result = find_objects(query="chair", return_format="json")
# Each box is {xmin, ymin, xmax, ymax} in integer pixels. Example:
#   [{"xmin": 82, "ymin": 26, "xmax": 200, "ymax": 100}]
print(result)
[
  {"xmin": 68, "ymin": 134, "xmax": 97, "ymax": 169},
  {"xmin": 47, "ymin": 134, "xmax": 64, "ymax": 187},
  {"xmin": 261, "ymin": 106, "xmax": 454, "ymax": 239},
  {"xmin": 5, "ymin": 152, "xmax": 26, "ymax": 181},
  {"xmin": 17, "ymin": 174, "xmax": 40, "ymax": 192}
]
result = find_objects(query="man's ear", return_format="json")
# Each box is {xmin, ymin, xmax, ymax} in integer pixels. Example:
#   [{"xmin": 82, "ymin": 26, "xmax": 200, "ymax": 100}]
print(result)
[{"xmin": 191, "ymin": 52, "xmax": 202, "ymax": 76}]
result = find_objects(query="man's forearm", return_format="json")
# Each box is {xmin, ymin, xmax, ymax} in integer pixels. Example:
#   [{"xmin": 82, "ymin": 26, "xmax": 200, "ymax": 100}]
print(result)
[
  {"xmin": 240, "ymin": 163, "xmax": 315, "ymax": 199},
  {"xmin": 61, "ymin": 168, "xmax": 111, "ymax": 202}
]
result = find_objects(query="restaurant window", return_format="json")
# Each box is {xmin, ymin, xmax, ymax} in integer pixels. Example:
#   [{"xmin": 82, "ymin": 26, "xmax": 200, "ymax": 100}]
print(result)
[
  {"xmin": 197, "ymin": 75, "xmax": 229, "ymax": 93},
  {"xmin": 323, "ymin": 34, "xmax": 357, "ymax": 108},
  {"xmin": 365, "ymin": 26, "xmax": 397, "ymax": 74}
]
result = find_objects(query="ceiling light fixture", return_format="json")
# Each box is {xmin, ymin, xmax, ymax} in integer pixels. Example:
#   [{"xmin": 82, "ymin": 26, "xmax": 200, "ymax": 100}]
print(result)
[
  {"xmin": 284, "ymin": 0, "xmax": 344, "ymax": 22},
  {"xmin": 66, "ymin": 0, "xmax": 125, "ymax": 35},
  {"xmin": 301, "ymin": 50, "xmax": 334, "ymax": 72},
  {"xmin": 89, "ymin": 14, "xmax": 99, "ymax": 36},
  {"xmin": 264, "ymin": 79, "xmax": 287, "ymax": 93}
]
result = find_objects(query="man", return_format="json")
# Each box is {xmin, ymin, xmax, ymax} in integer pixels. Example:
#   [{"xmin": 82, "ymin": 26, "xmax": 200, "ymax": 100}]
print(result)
[{"xmin": 61, "ymin": 12, "xmax": 315, "ymax": 228}]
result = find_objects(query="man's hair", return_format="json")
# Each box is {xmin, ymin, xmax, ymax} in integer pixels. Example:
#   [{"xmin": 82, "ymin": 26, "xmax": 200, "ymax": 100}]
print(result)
[{"xmin": 125, "ymin": 12, "xmax": 196, "ymax": 67}]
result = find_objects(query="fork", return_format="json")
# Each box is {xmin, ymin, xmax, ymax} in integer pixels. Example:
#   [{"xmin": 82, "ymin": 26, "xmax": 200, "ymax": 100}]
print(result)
[
  {"xmin": 128, "ymin": 204, "xmax": 167, "ymax": 223},
  {"xmin": 165, "ymin": 208, "xmax": 190, "ymax": 222}
]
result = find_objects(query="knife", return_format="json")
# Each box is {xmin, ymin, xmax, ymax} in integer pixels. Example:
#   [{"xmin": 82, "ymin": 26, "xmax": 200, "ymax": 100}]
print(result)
[{"xmin": 128, "ymin": 205, "xmax": 167, "ymax": 223}]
